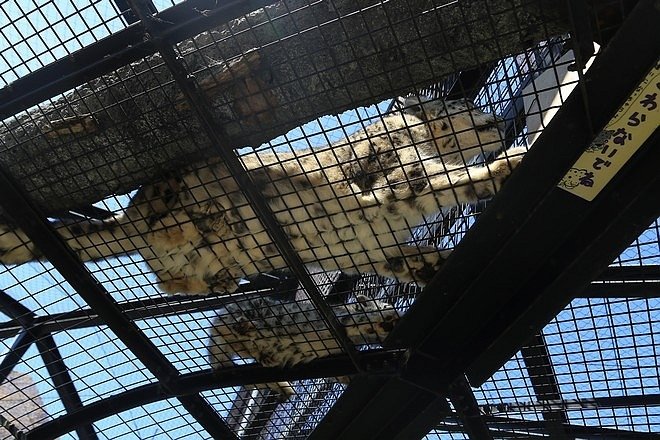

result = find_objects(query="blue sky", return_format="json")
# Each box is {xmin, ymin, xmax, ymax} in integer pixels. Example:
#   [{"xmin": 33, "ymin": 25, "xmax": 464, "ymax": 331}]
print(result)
[{"xmin": 0, "ymin": 1, "xmax": 658, "ymax": 439}]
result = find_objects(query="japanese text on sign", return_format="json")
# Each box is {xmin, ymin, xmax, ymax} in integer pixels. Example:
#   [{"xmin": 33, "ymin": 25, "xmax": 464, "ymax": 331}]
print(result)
[{"xmin": 558, "ymin": 61, "xmax": 660, "ymax": 201}]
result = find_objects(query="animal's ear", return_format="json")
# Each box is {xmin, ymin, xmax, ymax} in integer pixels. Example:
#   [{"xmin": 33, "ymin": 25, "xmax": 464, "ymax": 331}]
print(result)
[{"xmin": 356, "ymin": 294, "xmax": 370, "ymax": 304}]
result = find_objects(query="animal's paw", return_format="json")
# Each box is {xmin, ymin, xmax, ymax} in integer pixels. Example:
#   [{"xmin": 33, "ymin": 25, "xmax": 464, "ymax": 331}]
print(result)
[
  {"xmin": 490, "ymin": 146, "xmax": 526, "ymax": 176},
  {"xmin": 205, "ymin": 269, "xmax": 240, "ymax": 294},
  {"xmin": 0, "ymin": 226, "xmax": 32, "ymax": 264},
  {"xmin": 384, "ymin": 248, "xmax": 445, "ymax": 286},
  {"xmin": 254, "ymin": 382, "xmax": 295, "ymax": 399},
  {"xmin": 481, "ymin": 146, "xmax": 526, "ymax": 195},
  {"xmin": 411, "ymin": 253, "xmax": 445, "ymax": 285}
]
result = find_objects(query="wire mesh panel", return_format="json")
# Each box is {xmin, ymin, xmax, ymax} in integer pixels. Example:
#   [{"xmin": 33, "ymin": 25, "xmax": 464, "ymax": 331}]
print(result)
[
  {"xmin": 0, "ymin": 0, "xmax": 657, "ymax": 439},
  {"xmin": 0, "ymin": 1, "xmax": 127, "ymax": 85}
]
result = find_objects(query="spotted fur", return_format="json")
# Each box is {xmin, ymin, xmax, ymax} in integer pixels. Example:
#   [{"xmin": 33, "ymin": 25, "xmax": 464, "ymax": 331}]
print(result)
[
  {"xmin": 0, "ymin": 97, "xmax": 525, "ymax": 294},
  {"xmin": 208, "ymin": 294, "xmax": 399, "ymax": 396}
]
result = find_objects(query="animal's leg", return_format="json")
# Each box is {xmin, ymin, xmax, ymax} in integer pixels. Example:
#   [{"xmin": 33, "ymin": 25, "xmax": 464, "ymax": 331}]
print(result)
[
  {"xmin": 158, "ymin": 275, "xmax": 209, "ymax": 295},
  {"xmin": 360, "ymin": 245, "xmax": 447, "ymax": 285},
  {"xmin": 210, "ymin": 322, "xmax": 296, "ymax": 398},
  {"xmin": 374, "ymin": 147, "xmax": 525, "ymax": 210},
  {"xmin": 428, "ymin": 147, "xmax": 525, "ymax": 206},
  {"xmin": 208, "ymin": 327, "xmax": 236, "ymax": 369},
  {"xmin": 147, "ymin": 211, "xmax": 200, "ymax": 252}
]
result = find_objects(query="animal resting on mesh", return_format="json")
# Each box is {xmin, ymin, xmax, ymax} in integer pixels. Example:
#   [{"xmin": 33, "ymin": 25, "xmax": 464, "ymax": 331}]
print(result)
[
  {"xmin": 0, "ymin": 96, "xmax": 524, "ymax": 295},
  {"xmin": 208, "ymin": 294, "xmax": 400, "ymax": 397}
]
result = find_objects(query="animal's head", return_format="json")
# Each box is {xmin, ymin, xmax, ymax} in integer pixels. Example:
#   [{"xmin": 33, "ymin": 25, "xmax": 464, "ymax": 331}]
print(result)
[
  {"xmin": 403, "ymin": 96, "xmax": 505, "ymax": 164},
  {"xmin": 336, "ymin": 295, "xmax": 400, "ymax": 343}
]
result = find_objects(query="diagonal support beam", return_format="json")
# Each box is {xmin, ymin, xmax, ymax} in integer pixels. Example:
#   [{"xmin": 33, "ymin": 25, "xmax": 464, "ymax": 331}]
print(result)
[
  {"xmin": 446, "ymin": 377, "xmax": 493, "ymax": 440},
  {"xmin": 25, "ymin": 349, "xmax": 401, "ymax": 440},
  {"xmin": 0, "ymin": 329, "xmax": 38, "ymax": 385},
  {"xmin": 0, "ymin": 291, "xmax": 98, "ymax": 439},
  {"xmin": 36, "ymin": 335, "xmax": 99, "ymax": 440},
  {"xmin": 520, "ymin": 334, "xmax": 568, "ymax": 437}
]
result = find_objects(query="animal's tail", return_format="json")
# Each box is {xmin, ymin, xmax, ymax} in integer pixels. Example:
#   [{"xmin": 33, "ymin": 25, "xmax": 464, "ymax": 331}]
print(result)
[
  {"xmin": 262, "ymin": 381, "xmax": 296, "ymax": 398},
  {"xmin": 0, "ymin": 177, "xmax": 186, "ymax": 265},
  {"xmin": 0, "ymin": 213, "xmax": 146, "ymax": 264}
]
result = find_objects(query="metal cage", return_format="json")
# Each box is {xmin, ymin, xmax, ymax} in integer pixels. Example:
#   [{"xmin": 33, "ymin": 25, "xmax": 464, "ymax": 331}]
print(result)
[{"xmin": 0, "ymin": 0, "xmax": 658, "ymax": 438}]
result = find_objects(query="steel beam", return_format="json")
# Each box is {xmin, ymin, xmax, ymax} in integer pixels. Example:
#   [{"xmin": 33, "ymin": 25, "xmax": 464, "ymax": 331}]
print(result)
[
  {"xmin": 520, "ymin": 334, "xmax": 568, "ymax": 437},
  {"xmin": 0, "ymin": 291, "xmax": 97, "ymax": 439},
  {"xmin": 178, "ymin": 394, "xmax": 238, "ymax": 439},
  {"xmin": 468, "ymin": 130, "xmax": 660, "ymax": 385},
  {"xmin": 307, "ymin": 376, "xmax": 451, "ymax": 440},
  {"xmin": 581, "ymin": 282, "xmax": 660, "ymax": 298},
  {"xmin": 0, "ymin": 73, "xmax": 241, "ymax": 438},
  {"xmin": 386, "ymin": 0, "xmax": 660, "ymax": 388},
  {"xmin": 0, "ymin": 287, "xmax": 275, "ymax": 340},
  {"xmin": 597, "ymin": 265, "xmax": 660, "ymax": 281},
  {"xmin": 480, "ymin": 393, "xmax": 660, "ymax": 415},
  {"xmin": 438, "ymin": 415, "xmax": 660, "ymax": 439},
  {"xmin": 0, "ymin": 290, "xmax": 35, "ymax": 325}
]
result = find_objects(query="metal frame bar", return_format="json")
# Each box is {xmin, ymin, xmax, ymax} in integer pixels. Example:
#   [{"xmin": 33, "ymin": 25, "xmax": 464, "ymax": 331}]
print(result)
[
  {"xmin": 581, "ymin": 282, "xmax": 660, "ymax": 297},
  {"xmin": 307, "ymin": 375, "xmax": 452, "ymax": 440},
  {"xmin": 0, "ymin": 1, "xmax": 654, "ymax": 439},
  {"xmin": 435, "ymin": 394, "xmax": 660, "ymax": 438},
  {"xmin": 388, "ymin": 0, "xmax": 658, "ymax": 377},
  {"xmin": 468, "ymin": 130, "xmax": 660, "ymax": 385},
  {"xmin": 0, "ymin": 287, "xmax": 276, "ymax": 340},
  {"xmin": 0, "ymin": 329, "xmax": 39, "ymax": 384},
  {"xmin": 0, "ymin": 105, "xmax": 238, "ymax": 440},
  {"xmin": 2, "ymin": 263, "xmax": 649, "ymax": 341},
  {"xmin": 444, "ymin": 45, "xmax": 570, "ymax": 439},
  {"xmin": 581, "ymin": 265, "xmax": 660, "ymax": 297},
  {"xmin": 437, "ymin": 416, "xmax": 660, "ymax": 439},
  {"xmin": 479, "ymin": 393, "xmax": 660, "ymax": 414},
  {"xmin": 595, "ymin": 265, "xmax": 660, "ymax": 281},
  {"xmin": 25, "ymin": 349, "xmax": 401, "ymax": 440},
  {"xmin": 446, "ymin": 377, "xmax": 493, "ymax": 440},
  {"xmin": 519, "ymin": 334, "xmax": 569, "ymax": 436}
]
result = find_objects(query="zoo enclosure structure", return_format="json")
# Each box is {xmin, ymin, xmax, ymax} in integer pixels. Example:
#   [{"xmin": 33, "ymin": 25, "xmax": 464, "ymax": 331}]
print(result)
[{"xmin": 0, "ymin": 0, "xmax": 658, "ymax": 439}]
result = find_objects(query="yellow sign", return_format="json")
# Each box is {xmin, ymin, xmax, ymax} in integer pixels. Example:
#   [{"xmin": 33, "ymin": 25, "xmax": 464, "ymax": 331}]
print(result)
[{"xmin": 558, "ymin": 61, "xmax": 660, "ymax": 201}]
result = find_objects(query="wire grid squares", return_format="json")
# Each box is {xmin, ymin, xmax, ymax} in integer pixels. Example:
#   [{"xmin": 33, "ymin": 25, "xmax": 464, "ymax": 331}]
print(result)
[
  {"xmin": 202, "ymin": 380, "xmax": 343, "ymax": 439},
  {"xmin": 93, "ymin": 398, "xmax": 212, "ymax": 440},
  {"xmin": 427, "ymin": 221, "xmax": 660, "ymax": 438},
  {"xmin": 0, "ymin": 0, "xmax": 655, "ymax": 439},
  {"xmin": 0, "ymin": 1, "xmax": 127, "ymax": 85}
]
